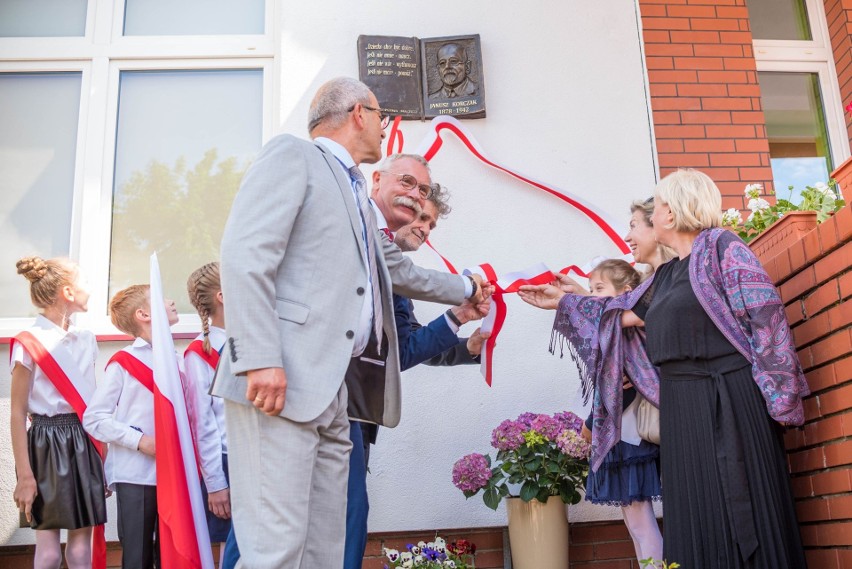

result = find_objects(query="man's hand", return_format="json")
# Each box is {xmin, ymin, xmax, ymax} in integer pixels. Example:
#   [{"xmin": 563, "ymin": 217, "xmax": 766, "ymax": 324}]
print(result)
[
  {"xmin": 553, "ymin": 273, "xmax": 589, "ymax": 295},
  {"xmin": 246, "ymin": 367, "xmax": 287, "ymax": 416},
  {"xmin": 466, "ymin": 327, "xmax": 491, "ymax": 356},
  {"xmin": 451, "ymin": 297, "xmax": 491, "ymax": 324},
  {"xmin": 468, "ymin": 274, "xmax": 494, "ymax": 304},
  {"xmin": 208, "ymin": 488, "xmax": 231, "ymax": 519},
  {"xmin": 517, "ymin": 283, "xmax": 566, "ymax": 310},
  {"xmin": 137, "ymin": 434, "xmax": 156, "ymax": 457},
  {"xmin": 13, "ymin": 475, "xmax": 37, "ymax": 524}
]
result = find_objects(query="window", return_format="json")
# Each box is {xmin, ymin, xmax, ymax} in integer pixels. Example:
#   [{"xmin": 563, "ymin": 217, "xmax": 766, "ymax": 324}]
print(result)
[
  {"xmin": 750, "ymin": 0, "xmax": 850, "ymax": 201},
  {"xmin": 0, "ymin": 1, "xmax": 274, "ymax": 335}
]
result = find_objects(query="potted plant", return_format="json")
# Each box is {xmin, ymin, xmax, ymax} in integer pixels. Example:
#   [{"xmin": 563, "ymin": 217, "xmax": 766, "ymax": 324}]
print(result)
[
  {"xmin": 722, "ymin": 181, "xmax": 845, "ymax": 259},
  {"xmin": 382, "ymin": 536, "xmax": 476, "ymax": 569},
  {"xmin": 451, "ymin": 411, "xmax": 590, "ymax": 569}
]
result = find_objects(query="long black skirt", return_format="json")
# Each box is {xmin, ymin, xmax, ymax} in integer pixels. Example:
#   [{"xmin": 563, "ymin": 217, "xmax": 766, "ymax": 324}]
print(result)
[
  {"xmin": 27, "ymin": 413, "xmax": 107, "ymax": 530},
  {"xmin": 659, "ymin": 354, "xmax": 806, "ymax": 569}
]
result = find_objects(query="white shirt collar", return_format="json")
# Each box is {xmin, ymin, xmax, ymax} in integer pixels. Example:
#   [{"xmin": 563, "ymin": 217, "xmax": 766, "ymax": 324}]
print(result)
[
  {"xmin": 370, "ymin": 199, "xmax": 389, "ymax": 231},
  {"xmin": 132, "ymin": 337, "xmax": 151, "ymax": 349},
  {"xmin": 208, "ymin": 326, "xmax": 227, "ymax": 350},
  {"xmin": 314, "ymin": 137, "xmax": 355, "ymax": 170},
  {"xmin": 34, "ymin": 313, "xmax": 78, "ymax": 339}
]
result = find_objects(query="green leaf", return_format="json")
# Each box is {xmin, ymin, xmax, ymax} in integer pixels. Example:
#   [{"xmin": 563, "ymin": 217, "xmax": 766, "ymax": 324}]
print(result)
[
  {"xmin": 520, "ymin": 481, "xmax": 540, "ymax": 502},
  {"xmin": 483, "ymin": 488, "xmax": 501, "ymax": 510},
  {"xmin": 525, "ymin": 458, "xmax": 541, "ymax": 471},
  {"xmin": 536, "ymin": 487, "xmax": 551, "ymax": 503}
]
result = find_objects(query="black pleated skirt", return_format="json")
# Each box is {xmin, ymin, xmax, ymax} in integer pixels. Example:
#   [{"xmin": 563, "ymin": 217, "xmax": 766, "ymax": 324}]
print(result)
[
  {"xmin": 659, "ymin": 354, "xmax": 806, "ymax": 569},
  {"xmin": 26, "ymin": 413, "xmax": 107, "ymax": 530}
]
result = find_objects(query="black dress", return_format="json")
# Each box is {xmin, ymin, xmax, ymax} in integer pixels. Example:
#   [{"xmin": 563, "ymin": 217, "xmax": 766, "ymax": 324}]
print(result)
[{"xmin": 633, "ymin": 255, "xmax": 806, "ymax": 569}]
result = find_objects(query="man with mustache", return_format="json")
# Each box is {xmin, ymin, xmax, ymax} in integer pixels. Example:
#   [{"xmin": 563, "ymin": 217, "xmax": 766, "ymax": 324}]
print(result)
[
  {"xmin": 343, "ymin": 155, "xmax": 489, "ymax": 569},
  {"xmin": 428, "ymin": 42, "xmax": 478, "ymax": 100}
]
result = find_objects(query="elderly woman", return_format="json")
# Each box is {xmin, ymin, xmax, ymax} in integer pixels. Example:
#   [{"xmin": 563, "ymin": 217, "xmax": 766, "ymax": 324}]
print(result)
[{"xmin": 520, "ymin": 169, "xmax": 808, "ymax": 568}]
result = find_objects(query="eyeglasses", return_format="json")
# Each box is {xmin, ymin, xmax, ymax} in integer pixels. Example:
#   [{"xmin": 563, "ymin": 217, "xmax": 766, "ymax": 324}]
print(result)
[
  {"xmin": 379, "ymin": 171, "xmax": 436, "ymax": 199},
  {"xmin": 349, "ymin": 104, "xmax": 390, "ymax": 130}
]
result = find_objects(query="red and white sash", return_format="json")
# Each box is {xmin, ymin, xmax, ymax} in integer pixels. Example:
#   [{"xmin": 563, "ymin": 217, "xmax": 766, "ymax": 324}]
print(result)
[
  {"xmin": 184, "ymin": 340, "xmax": 220, "ymax": 370},
  {"xmin": 10, "ymin": 331, "xmax": 107, "ymax": 569}
]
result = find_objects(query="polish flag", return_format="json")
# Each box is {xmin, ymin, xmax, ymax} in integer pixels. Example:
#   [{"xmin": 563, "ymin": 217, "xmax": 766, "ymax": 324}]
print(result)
[{"xmin": 150, "ymin": 253, "xmax": 214, "ymax": 569}]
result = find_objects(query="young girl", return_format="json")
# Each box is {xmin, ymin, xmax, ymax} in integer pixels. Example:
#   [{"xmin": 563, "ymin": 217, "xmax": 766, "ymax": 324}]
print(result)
[
  {"xmin": 581, "ymin": 259, "xmax": 663, "ymax": 564},
  {"xmin": 9, "ymin": 256, "xmax": 107, "ymax": 569},
  {"xmin": 184, "ymin": 261, "xmax": 232, "ymax": 564}
]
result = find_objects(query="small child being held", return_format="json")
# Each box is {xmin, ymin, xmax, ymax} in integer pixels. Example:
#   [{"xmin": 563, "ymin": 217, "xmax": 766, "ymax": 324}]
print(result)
[{"xmin": 582, "ymin": 259, "xmax": 663, "ymax": 564}]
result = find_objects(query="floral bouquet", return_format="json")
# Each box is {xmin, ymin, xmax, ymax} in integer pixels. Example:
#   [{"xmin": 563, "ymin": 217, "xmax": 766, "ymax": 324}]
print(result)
[
  {"xmin": 452, "ymin": 411, "xmax": 590, "ymax": 510},
  {"xmin": 383, "ymin": 536, "xmax": 476, "ymax": 568},
  {"xmin": 723, "ymin": 181, "xmax": 845, "ymax": 242}
]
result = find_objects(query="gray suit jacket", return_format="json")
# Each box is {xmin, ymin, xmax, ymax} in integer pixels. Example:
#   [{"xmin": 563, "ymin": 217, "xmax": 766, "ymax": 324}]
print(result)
[{"xmin": 212, "ymin": 134, "xmax": 465, "ymax": 427}]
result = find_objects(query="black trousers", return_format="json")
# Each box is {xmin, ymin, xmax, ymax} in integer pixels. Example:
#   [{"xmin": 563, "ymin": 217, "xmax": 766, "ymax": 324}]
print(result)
[{"xmin": 115, "ymin": 483, "xmax": 159, "ymax": 569}]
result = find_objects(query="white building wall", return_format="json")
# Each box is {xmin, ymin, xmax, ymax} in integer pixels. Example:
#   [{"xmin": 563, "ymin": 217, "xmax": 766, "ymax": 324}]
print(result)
[{"xmin": 1, "ymin": 0, "xmax": 659, "ymax": 546}]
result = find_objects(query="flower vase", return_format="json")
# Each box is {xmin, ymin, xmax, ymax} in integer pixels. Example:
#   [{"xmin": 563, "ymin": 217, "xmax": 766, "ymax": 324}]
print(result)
[{"xmin": 505, "ymin": 496, "xmax": 569, "ymax": 569}]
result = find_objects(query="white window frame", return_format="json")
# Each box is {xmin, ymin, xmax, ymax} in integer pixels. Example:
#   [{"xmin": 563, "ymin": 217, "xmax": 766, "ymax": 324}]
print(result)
[
  {"xmin": 752, "ymin": 0, "xmax": 851, "ymax": 171},
  {"xmin": 0, "ymin": 0, "xmax": 276, "ymax": 338}
]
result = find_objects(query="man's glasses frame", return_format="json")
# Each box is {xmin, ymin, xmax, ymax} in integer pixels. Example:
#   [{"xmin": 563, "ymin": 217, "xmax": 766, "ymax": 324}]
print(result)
[
  {"xmin": 349, "ymin": 104, "xmax": 390, "ymax": 129},
  {"xmin": 379, "ymin": 171, "xmax": 436, "ymax": 200}
]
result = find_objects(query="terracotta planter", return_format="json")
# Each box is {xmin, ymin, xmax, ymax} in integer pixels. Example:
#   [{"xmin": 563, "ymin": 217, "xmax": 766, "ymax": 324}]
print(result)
[
  {"xmin": 505, "ymin": 496, "xmax": 569, "ymax": 569},
  {"xmin": 748, "ymin": 211, "xmax": 818, "ymax": 262}
]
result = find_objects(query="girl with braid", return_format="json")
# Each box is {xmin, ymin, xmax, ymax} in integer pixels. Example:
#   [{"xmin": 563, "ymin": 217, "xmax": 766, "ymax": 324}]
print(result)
[{"xmin": 184, "ymin": 262, "xmax": 233, "ymax": 564}]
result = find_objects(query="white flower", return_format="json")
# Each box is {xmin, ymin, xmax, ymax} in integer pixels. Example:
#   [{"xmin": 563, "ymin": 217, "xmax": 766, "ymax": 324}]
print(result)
[
  {"xmin": 402, "ymin": 561, "xmax": 413, "ymax": 569},
  {"xmin": 384, "ymin": 548, "xmax": 400, "ymax": 562},
  {"xmin": 814, "ymin": 182, "xmax": 829, "ymax": 192},
  {"xmin": 744, "ymin": 183, "xmax": 763, "ymax": 200},
  {"xmin": 410, "ymin": 544, "xmax": 422, "ymax": 555},
  {"xmin": 400, "ymin": 552, "xmax": 413, "ymax": 562},
  {"xmin": 721, "ymin": 208, "xmax": 742, "ymax": 227},
  {"xmin": 417, "ymin": 541, "xmax": 427, "ymax": 549},
  {"xmin": 444, "ymin": 561, "xmax": 457, "ymax": 568},
  {"xmin": 747, "ymin": 198, "xmax": 770, "ymax": 212},
  {"xmin": 413, "ymin": 554, "xmax": 425, "ymax": 566},
  {"xmin": 747, "ymin": 211, "xmax": 756, "ymax": 222}
]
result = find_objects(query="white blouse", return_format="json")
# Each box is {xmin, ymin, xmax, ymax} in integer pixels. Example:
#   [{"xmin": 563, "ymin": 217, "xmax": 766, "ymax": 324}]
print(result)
[
  {"xmin": 184, "ymin": 326, "xmax": 228, "ymax": 454},
  {"xmin": 10, "ymin": 315, "xmax": 98, "ymax": 416}
]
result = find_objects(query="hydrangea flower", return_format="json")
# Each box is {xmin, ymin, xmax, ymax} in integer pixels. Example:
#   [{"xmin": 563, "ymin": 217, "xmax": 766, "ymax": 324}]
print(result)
[
  {"xmin": 451, "ymin": 453, "xmax": 491, "ymax": 493},
  {"xmin": 515, "ymin": 412, "xmax": 538, "ymax": 428},
  {"xmin": 553, "ymin": 411, "xmax": 584, "ymax": 434},
  {"xmin": 491, "ymin": 419, "xmax": 525, "ymax": 451},
  {"xmin": 556, "ymin": 428, "xmax": 592, "ymax": 459},
  {"xmin": 529, "ymin": 414, "xmax": 563, "ymax": 440}
]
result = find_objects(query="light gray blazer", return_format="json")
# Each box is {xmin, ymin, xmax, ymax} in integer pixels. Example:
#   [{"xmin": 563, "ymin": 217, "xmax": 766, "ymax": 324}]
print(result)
[{"xmin": 212, "ymin": 134, "xmax": 465, "ymax": 427}]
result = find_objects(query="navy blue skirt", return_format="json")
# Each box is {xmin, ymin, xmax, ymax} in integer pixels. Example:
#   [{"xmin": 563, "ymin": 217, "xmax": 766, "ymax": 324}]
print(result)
[{"xmin": 585, "ymin": 439, "xmax": 661, "ymax": 506}]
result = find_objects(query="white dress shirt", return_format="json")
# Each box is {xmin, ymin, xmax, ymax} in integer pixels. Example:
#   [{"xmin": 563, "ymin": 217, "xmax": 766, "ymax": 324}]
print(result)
[
  {"xmin": 184, "ymin": 327, "xmax": 228, "ymax": 454},
  {"xmin": 83, "ymin": 339, "xmax": 156, "ymax": 489},
  {"xmin": 10, "ymin": 315, "xmax": 98, "ymax": 416}
]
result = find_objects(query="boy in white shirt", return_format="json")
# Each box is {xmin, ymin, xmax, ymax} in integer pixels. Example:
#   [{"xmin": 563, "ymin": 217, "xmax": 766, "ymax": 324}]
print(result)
[{"xmin": 83, "ymin": 284, "xmax": 229, "ymax": 568}]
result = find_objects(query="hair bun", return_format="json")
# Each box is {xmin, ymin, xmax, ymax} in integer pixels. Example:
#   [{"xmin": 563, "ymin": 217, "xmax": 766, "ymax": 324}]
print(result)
[{"xmin": 16, "ymin": 256, "xmax": 48, "ymax": 283}]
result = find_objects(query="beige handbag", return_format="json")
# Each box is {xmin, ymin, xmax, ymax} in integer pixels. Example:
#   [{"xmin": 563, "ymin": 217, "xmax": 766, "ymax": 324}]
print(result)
[{"xmin": 635, "ymin": 394, "xmax": 660, "ymax": 445}]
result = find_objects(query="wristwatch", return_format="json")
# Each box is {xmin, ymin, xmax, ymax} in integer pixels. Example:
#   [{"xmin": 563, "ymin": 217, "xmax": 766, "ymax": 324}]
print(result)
[
  {"xmin": 445, "ymin": 308, "xmax": 463, "ymax": 327},
  {"xmin": 466, "ymin": 275, "xmax": 479, "ymax": 299}
]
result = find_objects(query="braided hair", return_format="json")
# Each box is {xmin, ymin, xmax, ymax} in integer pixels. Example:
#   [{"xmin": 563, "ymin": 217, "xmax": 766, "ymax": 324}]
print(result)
[
  {"xmin": 186, "ymin": 262, "xmax": 221, "ymax": 354},
  {"xmin": 16, "ymin": 256, "xmax": 78, "ymax": 309}
]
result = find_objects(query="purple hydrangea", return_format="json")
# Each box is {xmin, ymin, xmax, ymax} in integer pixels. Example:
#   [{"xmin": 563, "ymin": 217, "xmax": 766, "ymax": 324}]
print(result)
[
  {"xmin": 554, "ymin": 411, "xmax": 584, "ymax": 434},
  {"xmin": 491, "ymin": 419, "xmax": 526, "ymax": 451},
  {"xmin": 452, "ymin": 453, "xmax": 492, "ymax": 493},
  {"xmin": 529, "ymin": 414, "xmax": 563, "ymax": 440},
  {"xmin": 556, "ymin": 428, "xmax": 591, "ymax": 459},
  {"xmin": 515, "ymin": 412, "xmax": 538, "ymax": 428}
]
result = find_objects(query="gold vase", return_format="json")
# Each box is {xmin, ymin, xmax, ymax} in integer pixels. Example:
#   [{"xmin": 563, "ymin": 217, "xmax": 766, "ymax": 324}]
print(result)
[{"xmin": 505, "ymin": 495, "xmax": 569, "ymax": 569}]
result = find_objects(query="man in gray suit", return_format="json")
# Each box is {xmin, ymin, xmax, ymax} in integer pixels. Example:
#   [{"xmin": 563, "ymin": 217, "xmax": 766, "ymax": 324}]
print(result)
[{"xmin": 212, "ymin": 77, "xmax": 488, "ymax": 569}]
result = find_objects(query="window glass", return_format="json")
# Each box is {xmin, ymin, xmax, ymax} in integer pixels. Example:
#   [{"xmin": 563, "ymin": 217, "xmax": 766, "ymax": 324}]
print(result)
[
  {"xmin": 123, "ymin": 0, "xmax": 264, "ymax": 36},
  {"xmin": 109, "ymin": 69, "xmax": 262, "ymax": 312},
  {"xmin": 759, "ymin": 71, "xmax": 832, "ymax": 201},
  {"xmin": 0, "ymin": 73, "xmax": 81, "ymax": 317},
  {"xmin": 747, "ymin": 0, "xmax": 811, "ymax": 41},
  {"xmin": 0, "ymin": 0, "xmax": 87, "ymax": 37}
]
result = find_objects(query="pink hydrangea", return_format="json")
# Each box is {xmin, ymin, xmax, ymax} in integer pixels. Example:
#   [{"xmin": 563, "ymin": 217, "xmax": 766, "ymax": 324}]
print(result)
[
  {"xmin": 452, "ymin": 453, "xmax": 492, "ymax": 493},
  {"xmin": 556, "ymin": 429, "xmax": 591, "ymax": 459},
  {"xmin": 491, "ymin": 419, "xmax": 525, "ymax": 451}
]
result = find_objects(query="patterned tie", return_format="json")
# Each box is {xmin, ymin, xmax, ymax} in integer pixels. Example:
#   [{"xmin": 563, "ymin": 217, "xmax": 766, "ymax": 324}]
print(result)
[{"xmin": 349, "ymin": 165, "xmax": 384, "ymax": 351}]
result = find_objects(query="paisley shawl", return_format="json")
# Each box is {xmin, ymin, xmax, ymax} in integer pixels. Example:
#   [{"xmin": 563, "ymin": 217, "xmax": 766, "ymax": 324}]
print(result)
[{"xmin": 552, "ymin": 228, "xmax": 808, "ymax": 472}]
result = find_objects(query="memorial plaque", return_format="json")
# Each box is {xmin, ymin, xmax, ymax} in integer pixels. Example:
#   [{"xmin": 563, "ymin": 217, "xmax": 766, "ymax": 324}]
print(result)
[
  {"xmin": 421, "ymin": 34, "xmax": 486, "ymax": 118},
  {"xmin": 357, "ymin": 33, "xmax": 486, "ymax": 120},
  {"xmin": 358, "ymin": 35, "xmax": 423, "ymax": 118}
]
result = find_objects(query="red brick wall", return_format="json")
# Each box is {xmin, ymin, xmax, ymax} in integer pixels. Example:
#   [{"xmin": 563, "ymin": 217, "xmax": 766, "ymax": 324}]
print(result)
[
  {"xmin": 638, "ymin": 0, "xmax": 773, "ymax": 210},
  {"xmin": 753, "ymin": 205, "xmax": 852, "ymax": 569},
  {"xmin": 825, "ymin": 0, "xmax": 852, "ymax": 148}
]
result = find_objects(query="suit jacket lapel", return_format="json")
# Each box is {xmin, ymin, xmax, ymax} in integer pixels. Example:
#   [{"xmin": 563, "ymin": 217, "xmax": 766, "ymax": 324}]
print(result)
[{"xmin": 315, "ymin": 143, "xmax": 368, "ymax": 269}]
